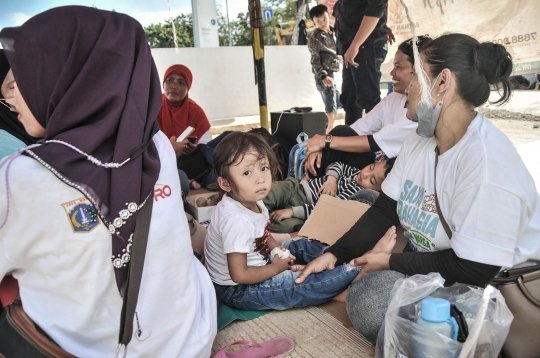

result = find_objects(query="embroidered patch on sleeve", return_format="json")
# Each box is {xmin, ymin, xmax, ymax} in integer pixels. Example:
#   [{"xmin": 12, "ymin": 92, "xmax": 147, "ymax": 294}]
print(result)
[{"xmin": 61, "ymin": 197, "xmax": 101, "ymax": 233}]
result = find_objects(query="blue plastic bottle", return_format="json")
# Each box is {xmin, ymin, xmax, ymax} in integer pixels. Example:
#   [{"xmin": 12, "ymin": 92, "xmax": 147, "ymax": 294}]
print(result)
[{"xmin": 416, "ymin": 297, "xmax": 459, "ymax": 357}]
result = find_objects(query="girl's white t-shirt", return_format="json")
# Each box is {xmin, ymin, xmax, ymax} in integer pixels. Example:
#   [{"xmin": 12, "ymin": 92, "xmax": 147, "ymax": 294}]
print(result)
[
  {"xmin": 205, "ymin": 194, "xmax": 270, "ymax": 286},
  {"xmin": 0, "ymin": 131, "xmax": 216, "ymax": 357},
  {"xmin": 350, "ymin": 92, "xmax": 417, "ymax": 158},
  {"xmin": 382, "ymin": 114, "xmax": 540, "ymax": 268}
]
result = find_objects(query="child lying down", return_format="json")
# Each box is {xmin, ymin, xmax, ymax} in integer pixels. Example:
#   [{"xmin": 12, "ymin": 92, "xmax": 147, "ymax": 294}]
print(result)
[{"xmin": 264, "ymin": 159, "xmax": 396, "ymax": 233}]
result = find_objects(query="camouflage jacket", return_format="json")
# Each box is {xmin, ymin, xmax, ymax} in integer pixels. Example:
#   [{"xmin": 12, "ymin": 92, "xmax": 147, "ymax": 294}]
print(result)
[{"xmin": 307, "ymin": 27, "xmax": 340, "ymax": 79}]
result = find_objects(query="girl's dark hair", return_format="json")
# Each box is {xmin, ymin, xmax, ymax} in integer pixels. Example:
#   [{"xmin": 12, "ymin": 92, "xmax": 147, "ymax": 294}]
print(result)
[
  {"xmin": 309, "ymin": 4, "xmax": 328, "ymax": 20},
  {"xmin": 421, "ymin": 33, "xmax": 513, "ymax": 106},
  {"xmin": 212, "ymin": 131, "xmax": 279, "ymax": 197},
  {"xmin": 397, "ymin": 35, "xmax": 433, "ymax": 66}
]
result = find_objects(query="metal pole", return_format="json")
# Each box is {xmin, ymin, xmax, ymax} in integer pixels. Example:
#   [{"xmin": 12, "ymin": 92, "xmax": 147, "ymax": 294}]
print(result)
[
  {"xmin": 225, "ymin": 0, "xmax": 232, "ymax": 46},
  {"xmin": 248, "ymin": 0, "xmax": 269, "ymax": 130}
]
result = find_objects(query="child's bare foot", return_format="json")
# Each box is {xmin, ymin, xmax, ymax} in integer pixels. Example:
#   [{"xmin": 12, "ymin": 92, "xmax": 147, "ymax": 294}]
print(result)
[{"xmin": 371, "ymin": 226, "xmax": 397, "ymax": 254}]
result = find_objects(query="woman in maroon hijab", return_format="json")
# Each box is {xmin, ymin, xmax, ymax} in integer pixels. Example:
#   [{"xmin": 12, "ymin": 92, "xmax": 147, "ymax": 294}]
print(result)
[
  {"xmin": 0, "ymin": 6, "xmax": 216, "ymax": 356},
  {"xmin": 157, "ymin": 64, "xmax": 212, "ymax": 187},
  {"xmin": 157, "ymin": 64, "xmax": 211, "ymax": 145}
]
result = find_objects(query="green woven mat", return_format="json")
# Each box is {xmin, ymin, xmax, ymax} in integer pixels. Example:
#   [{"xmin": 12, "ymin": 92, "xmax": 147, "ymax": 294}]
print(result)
[{"xmin": 217, "ymin": 304, "xmax": 272, "ymax": 331}]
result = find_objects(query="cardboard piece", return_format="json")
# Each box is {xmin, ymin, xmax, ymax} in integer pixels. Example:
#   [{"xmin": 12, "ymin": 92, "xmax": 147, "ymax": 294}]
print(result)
[
  {"xmin": 185, "ymin": 192, "xmax": 219, "ymax": 223},
  {"xmin": 298, "ymin": 194, "xmax": 370, "ymax": 246},
  {"xmin": 300, "ymin": 195, "xmax": 410, "ymax": 333}
]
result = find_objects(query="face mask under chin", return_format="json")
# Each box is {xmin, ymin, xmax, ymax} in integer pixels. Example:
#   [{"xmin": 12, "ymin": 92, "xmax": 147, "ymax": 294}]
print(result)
[
  {"xmin": 412, "ymin": 99, "xmax": 444, "ymax": 138},
  {"xmin": 411, "ymin": 72, "xmax": 445, "ymax": 138}
]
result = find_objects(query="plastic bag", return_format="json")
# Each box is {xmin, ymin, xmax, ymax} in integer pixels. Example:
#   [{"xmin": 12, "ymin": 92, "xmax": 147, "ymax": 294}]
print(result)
[{"xmin": 375, "ymin": 273, "xmax": 513, "ymax": 358}]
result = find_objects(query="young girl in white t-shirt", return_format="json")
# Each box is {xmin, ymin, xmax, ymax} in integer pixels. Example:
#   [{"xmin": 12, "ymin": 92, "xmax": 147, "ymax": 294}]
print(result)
[{"xmin": 204, "ymin": 131, "xmax": 363, "ymax": 310}]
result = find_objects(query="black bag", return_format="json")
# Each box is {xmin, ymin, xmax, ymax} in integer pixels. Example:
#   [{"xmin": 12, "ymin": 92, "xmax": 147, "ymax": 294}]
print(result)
[{"xmin": 248, "ymin": 128, "xmax": 288, "ymax": 181}]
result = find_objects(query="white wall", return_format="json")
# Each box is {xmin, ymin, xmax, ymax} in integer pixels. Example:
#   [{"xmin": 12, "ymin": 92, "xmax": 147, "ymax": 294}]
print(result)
[{"xmin": 152, "ymin": 46, "xmax": 341, "ymax": 119}]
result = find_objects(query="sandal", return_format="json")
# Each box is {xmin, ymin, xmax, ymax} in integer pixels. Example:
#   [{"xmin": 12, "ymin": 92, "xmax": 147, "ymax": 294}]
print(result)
[{"xmin": 214, "ymin": 336, "xmax": 295, "ymax": 358}]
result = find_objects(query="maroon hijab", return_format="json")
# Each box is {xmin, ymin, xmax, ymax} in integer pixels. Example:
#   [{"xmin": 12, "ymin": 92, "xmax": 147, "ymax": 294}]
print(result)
[{"xmin": 0, "ymin": 6, "xmax": 161, "ymax": 293}]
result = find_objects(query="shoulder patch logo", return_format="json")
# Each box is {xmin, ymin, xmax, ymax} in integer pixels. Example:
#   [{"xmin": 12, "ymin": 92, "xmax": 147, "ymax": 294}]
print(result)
[{"xmin": 61, "ymin": 198, "xmax": 100, "ymax": 233}]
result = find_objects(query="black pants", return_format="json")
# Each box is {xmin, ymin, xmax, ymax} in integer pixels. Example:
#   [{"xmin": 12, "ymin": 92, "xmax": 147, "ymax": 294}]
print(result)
[
  {"xmin": 177, "ymin": 144, "xmax": 210, "ymax": 181},
  {"xmin": 310, "ymin": 125, "xmax": 375, "ymax": 178},
  {"xmin": 341, "ymin": 44, "xmax": 387, "ymax": 125}
]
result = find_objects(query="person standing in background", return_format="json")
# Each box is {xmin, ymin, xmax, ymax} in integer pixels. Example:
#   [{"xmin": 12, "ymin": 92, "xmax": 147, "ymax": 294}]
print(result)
[
  {"xmin": 307, "ymin": 4, "xmax": 342, "ymax": 133},
  {"xmin": 334, "ymin": 0, "xmax": 389, "ymax": 125}
]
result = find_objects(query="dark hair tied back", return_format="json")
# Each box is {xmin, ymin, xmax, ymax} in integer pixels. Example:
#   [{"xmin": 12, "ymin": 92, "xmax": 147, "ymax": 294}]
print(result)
[
  {"xmin": 422, "ymin": 33, "xmax": 513, "ymax": 107},
  {"xmin": 475, "ymin": 42, "xmax": 513, "ymax": 85}
]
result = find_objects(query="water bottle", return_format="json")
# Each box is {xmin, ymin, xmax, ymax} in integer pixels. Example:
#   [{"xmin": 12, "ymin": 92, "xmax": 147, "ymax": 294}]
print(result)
[{"xmin": 415, "ymin": 297, "xmax": 459, "ymax": 357}]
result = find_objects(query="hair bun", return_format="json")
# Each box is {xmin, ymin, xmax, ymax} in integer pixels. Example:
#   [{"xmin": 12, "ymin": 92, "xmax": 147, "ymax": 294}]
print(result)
[{"xmin": 476, "ymin": 42, "xmax": 513, "ymax": 84}]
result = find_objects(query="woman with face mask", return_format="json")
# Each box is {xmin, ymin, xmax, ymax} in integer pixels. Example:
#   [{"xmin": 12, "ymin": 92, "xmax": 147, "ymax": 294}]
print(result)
[
  {"xmin": 304, "ymin": 36, "xmax": 432, "ymax": 178},
  {"xmin": 294, "ymin": 33, "xmax": 540, "ymax": 343},
  {"xmin": 0, "ymin": 50, "xmax": 37, "ymax": 159},
  {"xmin": 0, "ymin": 7, "xmax": 216, "ymax": 356}
]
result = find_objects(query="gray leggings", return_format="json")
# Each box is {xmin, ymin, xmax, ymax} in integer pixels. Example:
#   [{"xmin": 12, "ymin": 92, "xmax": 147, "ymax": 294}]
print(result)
[{"xmin": 345, "ymin": 270, "xmax": 405, "ymax": 344}]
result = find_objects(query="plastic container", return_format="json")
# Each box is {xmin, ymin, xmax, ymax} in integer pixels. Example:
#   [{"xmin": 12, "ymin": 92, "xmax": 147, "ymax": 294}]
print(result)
[{"xmin": 415, "ymin": 297, "xmax": 459, "ymax": 357}]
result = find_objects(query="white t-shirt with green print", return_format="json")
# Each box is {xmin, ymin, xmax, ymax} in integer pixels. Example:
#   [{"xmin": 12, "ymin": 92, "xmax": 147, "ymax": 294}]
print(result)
[{"xmin": 382, "ymin": 114, "xmax": 540, "ymax": 269}]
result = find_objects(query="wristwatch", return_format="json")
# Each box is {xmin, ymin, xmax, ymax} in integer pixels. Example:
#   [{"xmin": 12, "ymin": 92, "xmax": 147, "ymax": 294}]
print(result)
[{"xmin": 324, "ymin": 134, "xmax": 333, "ymax": 149}]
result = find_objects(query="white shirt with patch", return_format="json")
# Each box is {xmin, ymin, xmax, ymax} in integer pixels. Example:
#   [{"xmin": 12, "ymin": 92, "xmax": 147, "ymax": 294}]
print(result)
[
  {"xmin": 205, "ymin": 194, "xmax": 269, "ymax": 286},
  {"xmin": 0, "ymin": 131, "xmax": 216, "ymax": 357},
  {"xmin": 350, "ymin": 92, "xmax": 417, "ymax": 158},
  {"xmin": 382, "ymin": 114, "xmax": 540, "ymax": 269}
]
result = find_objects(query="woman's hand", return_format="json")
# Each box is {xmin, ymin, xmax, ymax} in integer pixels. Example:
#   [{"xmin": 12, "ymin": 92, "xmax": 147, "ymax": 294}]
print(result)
[
  {"xmin": 270, "ymin": 208, "xmax": 294, "ymax": 222},
  {"xmin": 305, "ymin": 134, "xmax": 327, "ymax": 176},
  {"xmin": 305, "ymin": 151, "xmax": 323, "ymax": 176},
  {"xmin": 169, "ymin": 136, "xmax": 186, "ymax": 157},
  {"xmin": 169, "ymin": 136, "xmax": 197, "ymax": 156},
  {"xmin": 318, "ymin": 176, "xmax": 338, "ymax": 196},
  {"xmin": 307, "ymin": 134, "xmax": 326, "ymax": 154},
  {"xmin": 183, "ymin": 141, "xmax": 197, "ymax": 155},
  {"xmin": 294, "ymin": 252, "xmax": 338, "ymax": 284},
  {"xmin": 349, "ymin": 226, "xmax": 397, "ymax": 280}
]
